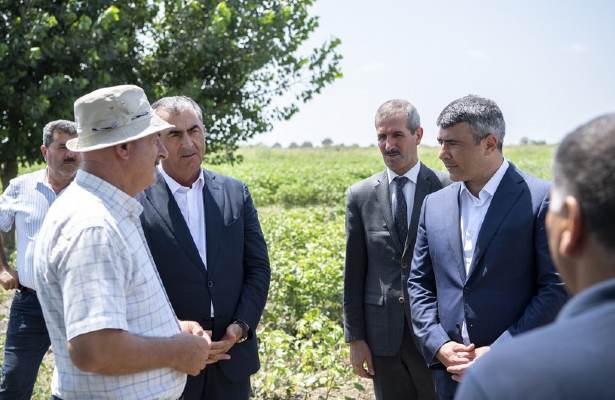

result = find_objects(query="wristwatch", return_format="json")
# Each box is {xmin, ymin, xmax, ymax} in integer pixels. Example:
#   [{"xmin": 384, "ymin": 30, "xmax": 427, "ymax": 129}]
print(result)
[{"xmin": 233, "ymin": 319, "xmax": 250, "ymax": 343}]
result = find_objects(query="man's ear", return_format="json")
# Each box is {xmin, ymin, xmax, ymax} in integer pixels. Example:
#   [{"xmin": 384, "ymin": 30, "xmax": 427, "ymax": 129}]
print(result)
[
  {"xmin": 560, "ymin": 196, "xmax": 584, "ymax": 256},
  {"xmin": 115, "ymin": 143, "xmax": 131, "ymax": 160},
  {"xmin": 40, "ymin": 145, "xmax": 48, "ymax": 161},
  {"xmin": 414, "ymin": 127, "xmax": 424, "ymax": 146},
  {"xmin": 483, "ymin": 134, "xmax": 498, "ymax": 154}
]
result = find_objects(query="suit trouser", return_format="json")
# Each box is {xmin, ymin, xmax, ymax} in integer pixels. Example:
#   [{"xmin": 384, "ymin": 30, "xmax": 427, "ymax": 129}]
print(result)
[
  {"xmin": 182, "ymin": 362, "xmax": 251, "ymax": 400},
  {"xmin": 432, "ymin": 370, "xmax": 457, "ymax": 400},
  {"xmin": 372, "ymin": 326, "xmax": 436, "ymax": 400},
  {"xmin": 0, "ymin": 288, "xmax": 51, "ymax": 400}
]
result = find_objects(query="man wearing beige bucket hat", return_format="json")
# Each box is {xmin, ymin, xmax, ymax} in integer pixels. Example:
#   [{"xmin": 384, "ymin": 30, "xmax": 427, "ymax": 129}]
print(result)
[{"xmin": 33, "ymin": 85, "xmax": 214, "ymax": 399}]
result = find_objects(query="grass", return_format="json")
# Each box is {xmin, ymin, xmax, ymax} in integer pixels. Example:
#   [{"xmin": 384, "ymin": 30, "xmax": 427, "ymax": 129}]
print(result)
[{"xmin": 1, "ymin": 144, "xmax": 555, "ymax": 399}]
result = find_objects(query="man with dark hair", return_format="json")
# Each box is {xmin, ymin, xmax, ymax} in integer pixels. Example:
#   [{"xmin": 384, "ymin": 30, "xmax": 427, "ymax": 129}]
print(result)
[
  {"xmin": 409, "ymin": 95, "xmax": 568, "ymax": 399},
  {"xmin": 0, "ymin": 120, "xmax": 79, "ymax": 399},
  {"xmin": 139, "ymin": 95, "xmax": 270, "ymax": 400},
  {"xmin": 344, "ymin": 99, "xmax": 448, "ymax": 400},
  {"xmin": 456, "ymin": 113, "xmax": 615, "ymax": 399}
]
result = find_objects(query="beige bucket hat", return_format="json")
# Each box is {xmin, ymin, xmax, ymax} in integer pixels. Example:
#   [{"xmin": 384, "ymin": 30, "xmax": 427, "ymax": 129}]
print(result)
[{"xmin": 67, "ymin": 84, "xmax": 174, "ymax": 152}]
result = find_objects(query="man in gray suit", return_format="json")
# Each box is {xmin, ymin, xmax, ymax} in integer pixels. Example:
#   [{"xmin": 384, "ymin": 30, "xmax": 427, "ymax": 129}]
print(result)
[{"xmin": 344, "ymin": 99, "xmax": 447, "ymax": 400}]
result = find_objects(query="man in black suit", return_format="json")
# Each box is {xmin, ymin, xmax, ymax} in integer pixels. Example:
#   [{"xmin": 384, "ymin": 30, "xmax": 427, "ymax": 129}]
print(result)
[
  {"xmin": 139, "ymin": 96, "xmax": 270, "ymax": 400},
  {"xmin": 456, "ymin": 113, "xmax": 615, "ymax": 399},
  {"xmin": 344, "ymin": 99, "xmax": 448, "ymax": 400}
]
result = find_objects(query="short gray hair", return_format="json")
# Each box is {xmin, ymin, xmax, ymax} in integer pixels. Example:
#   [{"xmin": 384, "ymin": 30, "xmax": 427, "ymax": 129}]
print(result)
[
  {"xmin": 552, "ymin": 113, "xmax": 615, "ymax": 250},
  {"xmin": 375, "ymin": 99, "xmax": 421, "ymax": 132},
  {"xmin": 42, "ymin": 120, "xmax": 77, "ymax": 147},
  {"xmin": 152, "ymin": 96, "xmax": 204, "ymax": 123},
  {"xmin": 437, "ymin": 95, "xmax": 505, "ymax": 150}
]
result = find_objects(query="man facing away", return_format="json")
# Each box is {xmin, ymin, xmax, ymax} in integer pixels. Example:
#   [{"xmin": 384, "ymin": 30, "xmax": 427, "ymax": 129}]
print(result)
[
  {"xmin": 408, "ymin": 95, "xmax": 568, "ymax": 399},
  {"xmin": 0, "ymin": 120, "xmax": 79, "ymax": 399},
  {"xmin": 456, "ymin": 113, "xmax": 615, "ymax": 399},
  {"xmin": 33, "ymin": 85, "xmax": 212, "ymax": 400},
  {"xmin": 344, "ymin": 99, "xmax": 449, "ymax": 400},
  {"xmin": 139, "ymin": 96, "xmax": 270, "ymax": 400}
]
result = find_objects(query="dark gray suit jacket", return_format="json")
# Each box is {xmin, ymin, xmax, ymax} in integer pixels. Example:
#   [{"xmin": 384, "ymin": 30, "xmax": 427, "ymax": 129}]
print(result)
[
  {"xmin": 343, "ymin": 163, "xmax": 448, "ymax": 356},
  {"xmin": 139, "ymin": 170, "xmax": 270, "ymax": 384}
]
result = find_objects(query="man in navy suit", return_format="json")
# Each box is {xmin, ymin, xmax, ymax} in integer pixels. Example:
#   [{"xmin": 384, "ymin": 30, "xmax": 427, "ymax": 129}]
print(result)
[
  {"xmin": 139, "ymin": 96, "xmax": 270, "ymax": 399},
  {"xmin": 456, "ymin": 113, "xmax": 615, "ymax": 399},
  {"xmin": 408, "ymin": 95, "xmax": 568, "ymax": 399}
]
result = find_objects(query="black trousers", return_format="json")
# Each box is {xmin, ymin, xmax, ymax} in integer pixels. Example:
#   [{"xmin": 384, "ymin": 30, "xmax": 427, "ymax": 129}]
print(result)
[
  {"xmin": 182, "ymin": 362, "xmax": 251, "ymax": 400},
  {"xmin": 372, "ymin": 326, "xmax": 436, "ymax": 400}
]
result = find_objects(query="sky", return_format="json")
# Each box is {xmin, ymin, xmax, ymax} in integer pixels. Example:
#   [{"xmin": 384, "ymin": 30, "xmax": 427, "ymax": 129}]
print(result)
[{"xmin": 252, "ymin": 0, "xmax": 615, "ymax": 147}]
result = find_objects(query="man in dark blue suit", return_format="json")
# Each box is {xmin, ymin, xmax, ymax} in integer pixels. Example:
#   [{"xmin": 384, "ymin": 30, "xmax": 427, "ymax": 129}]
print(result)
[
  {"xmin": 408, "ymin": 95, "xmax": 568, "ymax": 399},
  {"xmin": 456, "ymin": 113, "xmax": 615, "ymax": 399},
  {"xmin": 139, "ymin": 96, "xmax": 270, "ymax": 399}
]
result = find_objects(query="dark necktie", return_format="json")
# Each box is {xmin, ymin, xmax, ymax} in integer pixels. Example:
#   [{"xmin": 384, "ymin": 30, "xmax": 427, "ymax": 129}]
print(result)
[{"xmin": 393, "ymin": 176, "xmax": 409, "ymax": 244}]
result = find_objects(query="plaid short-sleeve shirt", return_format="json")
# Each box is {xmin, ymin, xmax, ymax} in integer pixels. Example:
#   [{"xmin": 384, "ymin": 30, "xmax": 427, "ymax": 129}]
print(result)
[{"xmin": 34, "ymin": 170, "xmax": 186, "ymax": 400}]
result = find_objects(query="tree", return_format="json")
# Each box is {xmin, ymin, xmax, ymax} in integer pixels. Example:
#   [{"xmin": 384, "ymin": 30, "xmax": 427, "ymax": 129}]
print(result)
[
  {"xmin": 288, "ymin": 142, "xmax": 298, "ymax": 148},
  {"xmin": 321, "ymin": 137, "xmax": 333, "ymax": 147},
  {"xmin": 0, "ymin": 1, "xmax": 342, "ymax": 188},
  {"xmin": 272, "ymin": 142, "xmax": 282, "ymax": 148},
  {"xmin": 300, "ymin": 141, "xmax": 313, "ymax": 148}
]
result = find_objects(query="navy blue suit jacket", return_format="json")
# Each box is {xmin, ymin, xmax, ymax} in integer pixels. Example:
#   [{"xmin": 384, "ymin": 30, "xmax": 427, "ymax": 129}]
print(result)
[
  {"xmin": 139, "ymin": 170, "xmax": 270, "ymax": 382},
  {"xmin": 409, "ymin": 164, "xmax": 567, "ymax": 368},
  {"xmin": 456, "ymin": 278, "xmax": 615, "ymax": 399}
]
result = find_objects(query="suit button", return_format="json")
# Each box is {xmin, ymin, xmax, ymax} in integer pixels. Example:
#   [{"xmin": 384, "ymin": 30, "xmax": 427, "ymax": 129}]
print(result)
[
  {"xmin": 208, "ymin": 281, "xmax": 214, "ymax": 288},
  {"xmin": 398, "ymin": 296, "xmax": 405, "ymax": 304}
]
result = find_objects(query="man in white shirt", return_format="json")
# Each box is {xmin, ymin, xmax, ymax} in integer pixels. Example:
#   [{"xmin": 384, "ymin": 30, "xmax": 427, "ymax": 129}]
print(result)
[
  {"xmin": 408, "ymin": 95, "xmax": 568, "ymax": 399},
  {"xmin": 0, "ymin": 120, "xmax": 79, "ymax": 400},
  {"xmin": 139, "ymin": 96, "xmax": 270, "ymax": 400},
  {"xmin": 344, "ymin": 99, "xmax": 449, "ymax": 400},
  {"xmin": 33, "ymin": 85, "xmax": 212, "ymax": 400}
]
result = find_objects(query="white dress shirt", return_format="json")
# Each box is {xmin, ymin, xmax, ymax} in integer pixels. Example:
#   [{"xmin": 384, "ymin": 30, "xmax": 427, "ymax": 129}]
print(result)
[
  {"xmin": 159, "ymin": 165, "xmax": 214, "ymax": 316},
  {"xmin": 387, "ymin": 161, "xmax": 422, "ymax": 228},
  {"xmin": 459, "ymin": 159, "xmax": 509, "ymax": 344},
  {"xmin": 0, "ymin": 169, "xmax": 64, "ymax": 289}
]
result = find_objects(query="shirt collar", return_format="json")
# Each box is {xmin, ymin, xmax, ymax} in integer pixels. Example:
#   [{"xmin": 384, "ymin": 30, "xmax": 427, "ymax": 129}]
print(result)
[
  {"xmin": 460, "ymin": 159, "xmax": 509, "ymax": 202},
  {"xmin": 387, "ymin": 161, "xmax": 421, "ymax": 185},
  {"xmin": 158, "ymin": 164, "xmax": 204, "ymax": 194},
  {"xmin": 75, "ymin": 170, "xmax": 143, "ymax": 218}
]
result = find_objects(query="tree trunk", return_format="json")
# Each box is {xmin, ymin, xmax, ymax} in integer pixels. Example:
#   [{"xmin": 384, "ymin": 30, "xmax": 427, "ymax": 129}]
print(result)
[
  {"xmin": 1, "ymin": 156, "xmax": 18, "ymax": 192},
  {"xmin": 0, "ymin": 157, "xmax": 18, "ymax": 252}
]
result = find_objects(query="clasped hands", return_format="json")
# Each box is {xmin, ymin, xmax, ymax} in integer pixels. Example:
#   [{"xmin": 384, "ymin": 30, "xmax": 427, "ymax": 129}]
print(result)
[
  {"xmin": 179, "ymin": 321, "xmax": 244, "ymax": 365},
  {"xmin": 436, "ymin": 341, "xmax": 490, "ymax": 382}
]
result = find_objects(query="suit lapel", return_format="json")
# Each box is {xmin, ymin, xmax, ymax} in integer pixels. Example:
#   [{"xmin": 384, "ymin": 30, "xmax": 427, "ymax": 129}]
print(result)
[
  {"xmin": 403, "ymin": 163, "xmax": 430, "ymax": 259},
  {"xmin": 374, "ymin": 171, "xmax": 402, "ymax": 252},
  {"xmin": 446, "ymin": 184, "xmax": 467, "ymax": 283},
  {"xmin": 466, "ymin": 165, "xmax": 524, "ymax": 281},
  {"xmin": 203, "ymin": 170, "xmax": 224, "ymax": 274},
  {"xmin": 146, "ymin": 172, "xmax": 205, "ymax": 271}
]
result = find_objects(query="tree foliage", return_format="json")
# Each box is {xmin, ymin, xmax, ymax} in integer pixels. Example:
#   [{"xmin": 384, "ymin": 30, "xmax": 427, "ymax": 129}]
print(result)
[{"xmin": 0, "ymin": 0, "xmax": 342, "ymax": 187}]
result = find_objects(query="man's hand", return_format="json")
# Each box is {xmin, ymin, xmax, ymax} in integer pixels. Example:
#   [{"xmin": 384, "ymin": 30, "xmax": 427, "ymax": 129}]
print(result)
[
  {"xmin": 170, "ymin": 332, "xmax": 212, "ymax": 376},
  {"xmin": 446, "ymin": 345, "xmax": 491, "ymax": 382},
  {"xmin": 207, "ymin": 323, "xmax": 241, "ymax": 364},
  {"xmin": 350, "ymin": 340, "xmax": 375, "ymax": 379},
  {"xmin": 179, "ymin": 320, "xmax": 205, "ymax": 337},
  {"xmin": 436, "ymin": 341, "xmax": 475, "ymax": 368},
  {"xmin": 0, "ymin": 266, "xmax": 18, "ymax": 290}
]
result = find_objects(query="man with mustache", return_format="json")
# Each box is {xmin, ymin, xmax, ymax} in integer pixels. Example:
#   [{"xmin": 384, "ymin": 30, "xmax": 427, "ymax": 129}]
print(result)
[
  {"xmin": 344, "ymin": 99, "xmax": 448, "ymax": 400},
  {"xmin": 408, "ymin": 95, "xmax": 568, "ymax": 399},
  {"xmin": 454, "ymin": 114, "xmax": 615, "ymax": 399},
  {"xmin": 139, "ymin": 96, "xmax": 270, "ymax": 399},
  {"xmin": 0, "ymin": 120, "xmax": 80, "ymax": 399}
]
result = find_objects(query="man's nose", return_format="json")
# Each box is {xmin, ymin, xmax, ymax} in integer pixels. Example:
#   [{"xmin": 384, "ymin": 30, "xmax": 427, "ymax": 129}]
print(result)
[{"xmin": 438, "ymin": 145, "xmax": 449, "ymax": 160}]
